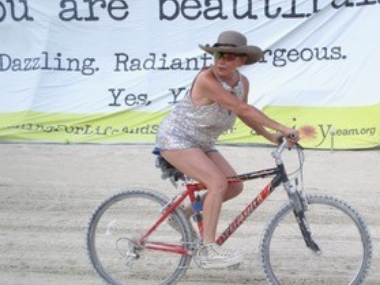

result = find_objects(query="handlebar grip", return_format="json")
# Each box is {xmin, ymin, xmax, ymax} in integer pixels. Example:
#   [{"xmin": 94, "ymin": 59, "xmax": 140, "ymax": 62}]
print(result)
[
  {"xmin": 276, "ymin": 133, "xmax": 302, "ymax": 149},
  {"xmin": 277, "ymin": 133, "xmax": 298, "ymax": 142}
]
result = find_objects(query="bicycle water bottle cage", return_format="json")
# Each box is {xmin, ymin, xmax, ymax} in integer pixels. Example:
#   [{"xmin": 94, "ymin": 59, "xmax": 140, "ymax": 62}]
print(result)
[{"xmin": 152, "ymin": 147, "xmax": 186, "ymax": 182}]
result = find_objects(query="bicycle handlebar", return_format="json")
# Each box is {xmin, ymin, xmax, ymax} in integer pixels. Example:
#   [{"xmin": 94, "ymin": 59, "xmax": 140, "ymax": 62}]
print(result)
[{"xmin": 272, "ymin": 135, "xmax": 303, "ymax": 163}]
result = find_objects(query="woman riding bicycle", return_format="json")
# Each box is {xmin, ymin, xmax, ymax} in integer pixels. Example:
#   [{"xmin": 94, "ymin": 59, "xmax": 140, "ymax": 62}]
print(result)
[{"xmin": 155, "ymin": 30, "xmax": 299, "ymax": 268}]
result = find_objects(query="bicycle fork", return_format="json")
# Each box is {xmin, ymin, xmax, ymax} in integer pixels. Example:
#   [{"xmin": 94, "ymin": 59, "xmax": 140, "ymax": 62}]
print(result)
[
  {"xmin": 293, "ymin": 210, "xmax": 321, "ymax": 254},
  {"xmin": 285, "ymin": 181, "xmax": 321, "ymax": 254}
]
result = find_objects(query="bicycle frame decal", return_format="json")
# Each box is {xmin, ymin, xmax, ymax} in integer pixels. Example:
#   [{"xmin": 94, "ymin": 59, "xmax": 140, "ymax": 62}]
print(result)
[
  {"xmin": 216, "ymin": 169, "xmax": 283, "ymax": 245},
  {"xmin": 229, "ymin": 167, "xmax": 280, "ymax": 182}
]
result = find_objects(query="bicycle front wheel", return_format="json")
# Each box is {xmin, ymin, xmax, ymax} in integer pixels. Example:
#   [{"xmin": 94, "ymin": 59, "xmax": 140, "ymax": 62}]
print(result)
[
  {"xmin": 260, "ymin": 194, "xmax": 372, "ymax": 285},
  {"xmin": 87, "ymin": 188, "xmax": 192, "ymax": 285}
]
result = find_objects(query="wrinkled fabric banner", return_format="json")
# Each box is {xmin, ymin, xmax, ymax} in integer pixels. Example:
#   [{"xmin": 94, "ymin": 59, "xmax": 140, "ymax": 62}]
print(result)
[{"xmin": 0, "ymin": 0, "xmax": 379, "ymax": 149}]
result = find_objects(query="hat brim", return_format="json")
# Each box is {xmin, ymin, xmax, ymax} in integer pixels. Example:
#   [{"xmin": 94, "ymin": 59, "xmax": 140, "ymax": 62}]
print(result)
[{"xmin": 199, "ymin": 44, "xmax": 262, "ymax": 65}]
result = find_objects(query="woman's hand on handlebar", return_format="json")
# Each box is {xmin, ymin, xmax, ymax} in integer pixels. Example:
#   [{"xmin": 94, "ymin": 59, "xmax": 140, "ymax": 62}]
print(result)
[
  {"xmin": 267, "ymin": 128, "xmax": 300, "ymax": 146},
  {"xmin": 269, "ymin": 133, "xmax": 284, "ymax": 145},
  {"xmin": 281, "ymin": 128, "xmax": 300, "ymax": 146}
]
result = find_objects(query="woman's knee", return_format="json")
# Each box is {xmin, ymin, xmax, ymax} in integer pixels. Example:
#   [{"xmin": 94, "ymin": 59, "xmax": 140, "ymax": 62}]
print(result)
[
  {"xmin": 205, "ymin": 176, "xmax": 229, "ymax": 197},
  {"xmin": 226, "ymin": 182, "xmax": 244, "ymax": 200},
  {"xmin": 233, "ymin": 182, "xmax": 244, "ymax": 194}
]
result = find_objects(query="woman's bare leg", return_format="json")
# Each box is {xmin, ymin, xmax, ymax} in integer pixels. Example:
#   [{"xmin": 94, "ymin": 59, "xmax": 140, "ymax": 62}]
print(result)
[
  {"xmin": 206, "ymin": 150, "xmax": 243, "ymax": 201},
  {"xmin": 161, "ymin": 148, "xmax": 242, "ymax": 244}
]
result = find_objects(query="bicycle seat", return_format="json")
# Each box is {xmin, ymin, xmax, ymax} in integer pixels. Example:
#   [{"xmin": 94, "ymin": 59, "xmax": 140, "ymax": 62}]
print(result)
[{"xmin": 152, "ymin": 147, "xmax": 186, "ymax": 182}]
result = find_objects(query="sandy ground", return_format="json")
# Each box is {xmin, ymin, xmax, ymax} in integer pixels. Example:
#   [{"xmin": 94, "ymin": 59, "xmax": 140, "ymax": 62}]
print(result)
[{"xmin": 0, "ymin": 143, "xmax": 379, "ymax": 285}]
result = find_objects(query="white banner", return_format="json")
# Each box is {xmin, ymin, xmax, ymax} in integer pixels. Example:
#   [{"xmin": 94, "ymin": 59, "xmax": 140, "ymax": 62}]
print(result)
[{"xmin": 0, "ymin": 0, "xmax": 379, "ymax": 149}]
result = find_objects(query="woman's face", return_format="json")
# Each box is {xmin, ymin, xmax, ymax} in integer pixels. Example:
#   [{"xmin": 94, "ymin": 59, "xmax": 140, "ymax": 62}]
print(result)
[{"xmin": 213, "ymin": 52, "xmax": 246, "ymax": 79}]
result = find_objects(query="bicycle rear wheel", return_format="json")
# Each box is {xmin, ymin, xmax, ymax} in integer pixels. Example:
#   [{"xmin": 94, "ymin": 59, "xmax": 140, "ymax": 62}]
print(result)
[
  {"xmin": 87, "ymin": 188, "xmax": 192, "ymax": 285},
  {"xmin": 260, "ymin": 194, "xmax": 372, "ymax": 285}
]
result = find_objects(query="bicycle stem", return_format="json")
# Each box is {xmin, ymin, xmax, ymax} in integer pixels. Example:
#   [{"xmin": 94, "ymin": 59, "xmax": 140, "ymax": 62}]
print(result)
[{"xmin": 271, "ymin": 139, "xmax": 289, "ymax": 165}]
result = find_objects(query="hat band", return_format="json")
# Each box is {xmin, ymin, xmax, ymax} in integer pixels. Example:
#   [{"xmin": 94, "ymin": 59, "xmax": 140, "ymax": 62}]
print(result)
[{"xmin": 212, "ymin": 43, "xmax": 237, "ymax": 48}]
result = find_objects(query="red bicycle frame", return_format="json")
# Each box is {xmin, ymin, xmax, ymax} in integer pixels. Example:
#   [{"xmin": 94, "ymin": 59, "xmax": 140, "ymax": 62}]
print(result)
[{"xmin": 138, "ymin": 163, "xmax": 287, "ymax": 256}]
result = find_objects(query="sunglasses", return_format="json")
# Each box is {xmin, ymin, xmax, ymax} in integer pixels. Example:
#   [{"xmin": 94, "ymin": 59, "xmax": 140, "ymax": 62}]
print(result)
[{"xmin": 214, "ymin": 52, "xmax": 242, "ymax": 62}]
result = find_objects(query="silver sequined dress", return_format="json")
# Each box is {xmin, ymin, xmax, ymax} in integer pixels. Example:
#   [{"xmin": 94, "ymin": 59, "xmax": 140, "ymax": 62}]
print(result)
[{"xmin": 156, "ymin": 69, "xmax": 245, "ymax": 152}]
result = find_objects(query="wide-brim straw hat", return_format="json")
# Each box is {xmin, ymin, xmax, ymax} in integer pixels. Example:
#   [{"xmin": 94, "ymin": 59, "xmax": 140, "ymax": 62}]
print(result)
[{"xmin": 199, "ymin": 31, "xmax": 263, "ymax": 65}]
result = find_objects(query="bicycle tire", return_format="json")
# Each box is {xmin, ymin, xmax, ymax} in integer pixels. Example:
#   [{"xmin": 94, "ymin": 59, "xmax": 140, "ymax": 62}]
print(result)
[
  {"xmin": 87, "ymin": 187, "xmax": 193, "ymax": 285},
  {"xmin": 260, "ymin": 194, "xmax": 372, "ymax": 285}
]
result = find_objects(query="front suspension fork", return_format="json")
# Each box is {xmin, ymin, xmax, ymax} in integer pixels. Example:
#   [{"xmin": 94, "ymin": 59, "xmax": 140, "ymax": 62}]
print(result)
[
  {"xmin": 293, "ymin": 210, "xmax": 321, "ymax": 254},
  {"xmin": 285, "ymin": 181, "xmax": 321, "ymax": 254}
]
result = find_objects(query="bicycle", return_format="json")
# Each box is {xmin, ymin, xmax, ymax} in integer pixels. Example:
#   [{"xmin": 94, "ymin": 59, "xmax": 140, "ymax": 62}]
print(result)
[{"xmin": 86, "ymin": 139, "xmax": 372, "ymax": 285}]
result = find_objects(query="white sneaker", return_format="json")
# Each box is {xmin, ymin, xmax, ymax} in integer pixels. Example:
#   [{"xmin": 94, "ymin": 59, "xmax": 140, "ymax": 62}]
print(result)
[{"xmin": 195, "ymin": 243, "xmax": 244, "ymax": 269}]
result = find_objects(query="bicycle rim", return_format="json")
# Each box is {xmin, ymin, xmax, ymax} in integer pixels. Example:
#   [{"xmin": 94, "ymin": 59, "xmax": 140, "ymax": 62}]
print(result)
[
  {"xmin": 260, "ymin": 194, "xmax": 372, "ymax": 285},
  {"xmin": 87, "ymin": 188, "xmax": 192, "ymax": 285}
]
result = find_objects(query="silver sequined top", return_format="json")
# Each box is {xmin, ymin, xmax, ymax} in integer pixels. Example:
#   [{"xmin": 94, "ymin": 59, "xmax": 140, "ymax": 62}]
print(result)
[{"xmin": 156, "ymin": 69, "xmax": 245, "ymax": 152}]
